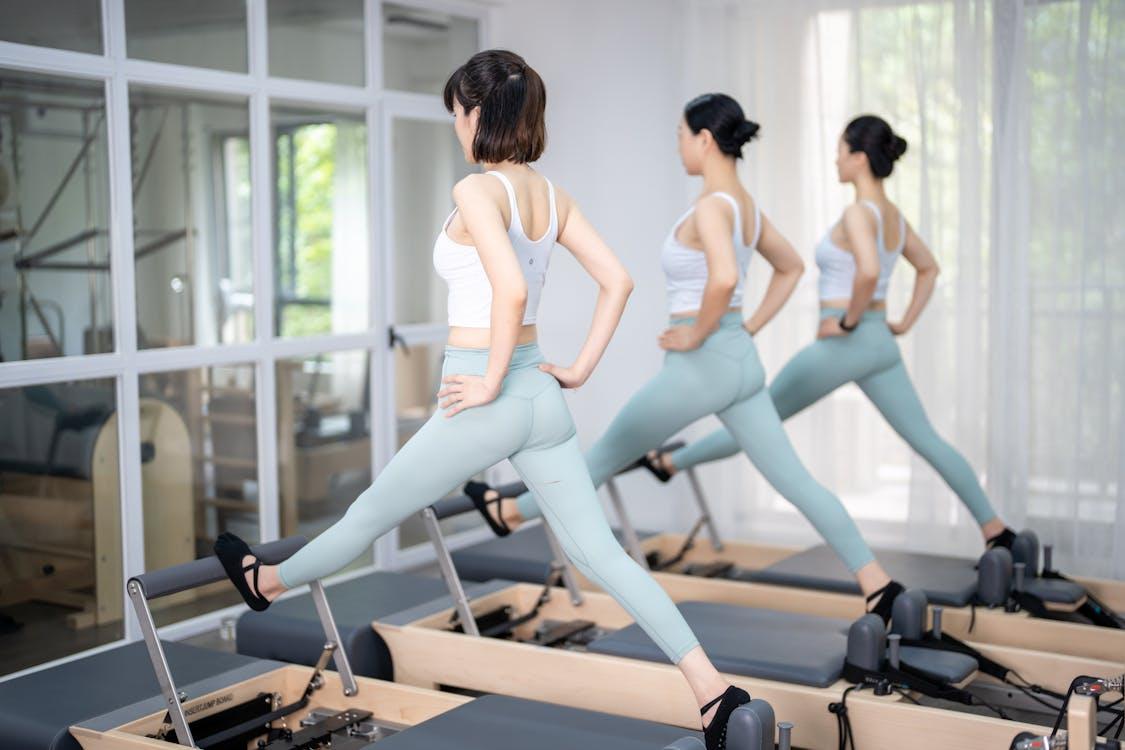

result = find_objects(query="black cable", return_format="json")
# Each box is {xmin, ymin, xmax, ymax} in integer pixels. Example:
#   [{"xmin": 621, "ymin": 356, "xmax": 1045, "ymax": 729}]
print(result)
[
  {"xmin": 829, "ymin": 684, "xmax": 863, "ymax": 750},
  {"xmin": 970, "ymin": 693, "xmax": 1011, "ymax": 720},
  {"xmin": 1100, "ymin": 709, "xmax": 1123, "ymax": 738}
]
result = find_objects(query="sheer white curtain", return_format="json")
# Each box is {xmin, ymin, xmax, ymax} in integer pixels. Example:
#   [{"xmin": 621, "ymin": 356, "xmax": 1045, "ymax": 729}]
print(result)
[{"xmin": 680, "ymin": 0, "xmax": 1123, "ymax": 577}]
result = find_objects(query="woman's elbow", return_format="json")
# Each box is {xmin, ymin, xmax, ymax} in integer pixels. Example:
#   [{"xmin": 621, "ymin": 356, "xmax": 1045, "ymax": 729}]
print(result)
[
  {"xmin": 501, "ymin": 283, "xmax": 528, "ymax": 307},
  {"xmin": 856, "ymin": 269, "xmax": 879, "ymax": 286},
  {"xmin": 712, "ymin": 273, "xmax": 739, "ymax": 292}
]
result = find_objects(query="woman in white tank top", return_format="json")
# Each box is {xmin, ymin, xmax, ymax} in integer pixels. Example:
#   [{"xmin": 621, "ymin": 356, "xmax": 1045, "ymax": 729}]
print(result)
[
  {"xmin": 664, "ymin": 115, "xmax": 1014, "ymax": 550},
  {"xmin": 480, "ymin": 95, "xmax": 910, "ymax": 623},
  {"xmin": 212, "ymin": 50, "xmax": 752, "ymax": 745}
]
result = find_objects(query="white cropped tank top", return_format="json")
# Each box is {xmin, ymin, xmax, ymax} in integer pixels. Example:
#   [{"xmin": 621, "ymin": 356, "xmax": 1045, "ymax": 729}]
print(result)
[
  {"xmin": 815, "ymin": 200, "xmax": 906, "ymax": 301},
  {"xmin": 432, "ymin": 171, "xmax": 557, "ymax": 328},
  {"xmin": 662, "ymin": 192, "xmax": 760, "ymax": 315}
]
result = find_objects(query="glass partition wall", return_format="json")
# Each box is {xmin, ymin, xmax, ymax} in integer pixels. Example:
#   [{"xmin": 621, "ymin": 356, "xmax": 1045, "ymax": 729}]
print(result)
[{"xmin": 0, "ymin": 0, "xmax": 485, "ymax": 677}]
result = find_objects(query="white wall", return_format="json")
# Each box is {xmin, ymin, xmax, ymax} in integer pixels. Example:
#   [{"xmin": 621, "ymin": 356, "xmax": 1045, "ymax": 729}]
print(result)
[{"xmin": 491, "ymin": 0, "xmax": 704, "ymax": 532}]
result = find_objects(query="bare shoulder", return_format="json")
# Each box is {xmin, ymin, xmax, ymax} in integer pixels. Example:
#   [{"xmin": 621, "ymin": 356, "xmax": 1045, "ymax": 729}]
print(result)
[
  {"xmin": 694, "ymin": 193, "xmax": 735, "ymax": 229},
  {"xmin": 841, "ymin": 202, "xmax": 878, "ymax": 234},
  {"xmin": 452, "ymin": 172, "xmax": 505, "ymax": 205}
]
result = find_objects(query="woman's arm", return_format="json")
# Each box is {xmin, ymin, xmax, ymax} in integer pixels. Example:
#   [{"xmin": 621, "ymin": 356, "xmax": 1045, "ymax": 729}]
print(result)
[
  {"xmin": 889, "ymin": 222, "xmax": 939, "ymax": 335},
  {"xmin": 545, "ymin": 187, "xmax": 634, "ymax": 387},
  {"xmin": 743, "ymin": 212, "xmax": 804, "ymax": 336},
  {"xmin": 438, "ymin": 174, "xmax": 526, "ymax": 416},
  {"xmin": 660, "ymin": 195, "xmax": 739, "ymax": 351},
  {"xmin": 820, "ymin": 204, "xmax": 880, "ymax": 338}
]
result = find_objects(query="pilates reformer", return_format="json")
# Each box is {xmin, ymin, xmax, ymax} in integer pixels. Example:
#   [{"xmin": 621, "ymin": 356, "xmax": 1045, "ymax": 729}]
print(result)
[
  {"xmin": 449, "ymin": 443, "xmax": 1125, "ymax": 664},
  {"xmin": 47, "ymin": 535, "xmax": 769, "ymax": 750},
  {"xmin": 370, "ymin": 496, "xmax": 1123, "ymax": 749},
  {"xmin": 0, "ymin": 386, "xmax": 194, "ymax": 634}
]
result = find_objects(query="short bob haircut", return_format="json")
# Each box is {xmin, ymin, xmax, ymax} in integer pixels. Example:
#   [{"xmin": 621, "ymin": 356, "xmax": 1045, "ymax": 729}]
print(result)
[{"xmin": 443, "ymin": 49, "xmax": 546, "ymax": 164}]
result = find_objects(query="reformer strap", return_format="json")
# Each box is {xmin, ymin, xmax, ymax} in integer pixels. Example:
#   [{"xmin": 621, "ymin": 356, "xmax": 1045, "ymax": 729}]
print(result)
[{"xmin": 842, "ymin": 658, "xmax": 975, "ymax": 705}]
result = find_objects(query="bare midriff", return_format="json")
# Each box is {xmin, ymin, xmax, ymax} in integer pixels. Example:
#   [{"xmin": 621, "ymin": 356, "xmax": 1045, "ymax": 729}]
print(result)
[
  {"xmin": 669, "ymin": 305, "xmax": 742, "ymax": 321},
  {"xmin": 820, "ymin": 299, "xmax": 887, "ymax": 312},
  {"xmin": 446, "ymin": 324, "xmax": 539, "ymax": 349}
]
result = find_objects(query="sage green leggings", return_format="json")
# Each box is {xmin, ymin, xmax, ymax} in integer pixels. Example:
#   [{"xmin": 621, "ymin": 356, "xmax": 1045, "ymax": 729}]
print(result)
[
  {"xmin": 514, "ymin": 313, "xmax": 876, "ymax": 572},
  {"xmin": 669, "ymin": 309, "xmax": 998, "ymax": 526},
  {"xmin": 277, "ymin": 343, "xmax": 699, "ymax": 663}
]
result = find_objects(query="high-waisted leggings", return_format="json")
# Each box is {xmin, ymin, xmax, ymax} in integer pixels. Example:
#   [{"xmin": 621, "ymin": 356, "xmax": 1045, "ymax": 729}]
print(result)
[
  {"xmin": 669, "ymin": 309, "xmax": 998, "ymax": 526},
  {"xmin": 278, "ymin": 343, "xmax": 700, "ymax": 663},
  {"xmin": 514, "ymin": 313, "xmax": 876, "ymax": 572}
]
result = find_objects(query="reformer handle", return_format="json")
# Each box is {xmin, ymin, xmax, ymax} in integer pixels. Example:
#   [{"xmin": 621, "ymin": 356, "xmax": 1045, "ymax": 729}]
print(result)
[
  {"xmin": 1014, "ymin": 562, "xmax": 1026, "ymax": 593},
  {"xmin": 129, "ymin": 536, "xmax": 308, "ymax": 600},
  {"xmin": 887, "ymin": 634, "xmax": 902, "ymax": 670},
  {"xmin": 777, "ymin": 721, "xmax": 794, "ymax": 750}
]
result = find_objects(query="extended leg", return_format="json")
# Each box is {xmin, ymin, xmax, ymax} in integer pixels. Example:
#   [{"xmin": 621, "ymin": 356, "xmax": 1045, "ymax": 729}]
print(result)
[
  {"xmin": 274, "ymin": 397, "xmax": 529, "ymax": 590},
  {"xmin": 857, "ymin": 361, "xmax": 1002, "ymax": 530},
  {"xmin": 717, "ymin": 388, "xmax": 879, "ymax": 575}
]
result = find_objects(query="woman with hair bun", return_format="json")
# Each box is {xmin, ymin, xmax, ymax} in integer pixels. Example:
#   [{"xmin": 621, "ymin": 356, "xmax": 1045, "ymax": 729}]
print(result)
[
  {"xmin": 650, "ymin": 114, "xmax": 1014, "ymax": 549},
  {"xmin": 472, "ymin": 97, "xmax": 909, "ymax": 622}
]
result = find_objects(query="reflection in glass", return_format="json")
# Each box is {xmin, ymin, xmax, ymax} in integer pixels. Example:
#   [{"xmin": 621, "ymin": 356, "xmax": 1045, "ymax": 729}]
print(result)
[
  {"xmin": 383, "ymin": 3, "xmax": 478, "ymax": 95},
  {"xmin": 0, "ymin": 69, "xmax": 112, "ymax": 361},
  {"xmin": 276, "ymin": 350, "xmax": 371, "ymax": 575},
  {"xmin": 139, "ymin": 363, "xmax": 258, "ymax": 626},
  {"xmin": 394, "ymin": 342, "xmax": 483, "ymax": 549},
  {"xmin": 268, "ymin": 0, "xmax": 365, "ymax": 86},
  {"xmin": 392, "ymin": 118, "xmax": 473, "ymax": 325},
  {"xmin": 124, "ymin": 0, "xmax": 248, "ymax": 73},
  {"xmin": 130, "ymin": 87, "xmax": 253, "ymax": 349},
  {"xmin": 272, "ymin": 106, "xmax": 368, "ymax": 338},
  {"xmin": 0, "ymin": 0, "xmax": 103, "ymax": 54},
  {"xmin": 0, "ymin": 379, "xmax": 121, "ymax": 676}
]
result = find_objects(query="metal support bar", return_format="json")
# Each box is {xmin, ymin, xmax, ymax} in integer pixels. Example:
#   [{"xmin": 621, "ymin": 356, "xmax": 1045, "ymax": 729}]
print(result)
[
  {"xmin": 26, "ymin": 293, "xmax": 62, "ymax": 353},
  {"xmin": 605, "ymin": 478, "xmax": 649, "ymax": 569},
  {"xmin": 541, "ymin": 522, "xmax": 584, "ymax": 606},
  {"xmin": 132, "ymin": 105, "xmax": 171, "ymax": 201},
  {"xmin": 421, "ymin": 507, "xmax": 479, "ymax": 637},
  {"xmin": 308, "ymin": 579, "xmax": 357, "ymax": 697},
  {"xmin": 14, "ymin": 228, "xmax": 104, "ymax": 268},
  {"xmin": 134, "ymin": 228, "xmax": 190, "ymax": 260},
  {"xmin": 126, "ymin": 579, "xmax": 195, "ymax": 748},
  {"xmin": 684, "ymin": 467, "xmax": 724, "ymax": 551},
  {"xmin": 24, "ymin": 112, "xmax": 106, "ymax": 245},
  {"xmin": 18, "ymin": 261, "xmax": 110, "ymax": 272}
]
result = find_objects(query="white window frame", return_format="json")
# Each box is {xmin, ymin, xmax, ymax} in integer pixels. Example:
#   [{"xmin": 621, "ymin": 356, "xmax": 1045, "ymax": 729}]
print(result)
[{"xmin": 0, "ymin": 0, "xmax": 492, "ymax": 680}]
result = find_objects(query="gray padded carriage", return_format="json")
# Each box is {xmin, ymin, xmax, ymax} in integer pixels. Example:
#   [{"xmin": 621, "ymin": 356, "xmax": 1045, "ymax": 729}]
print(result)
[
  {"xmin": 587, "ymin": 600, "xmax": 851, "ymax": 688},
  {"xmin": 236, "ymin": 570, "xmax": 452, "ymax": 679},
  {"xmin": 0, "ymin": 640, "xmax": 272, "ymax": 750},
  {"xmin": 378, "ymin": 694, "xmax": 701, "ymax": 749},
  {"xmin": 744, "ymin": 545, "xmax": 983, "ymax": 607}
]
